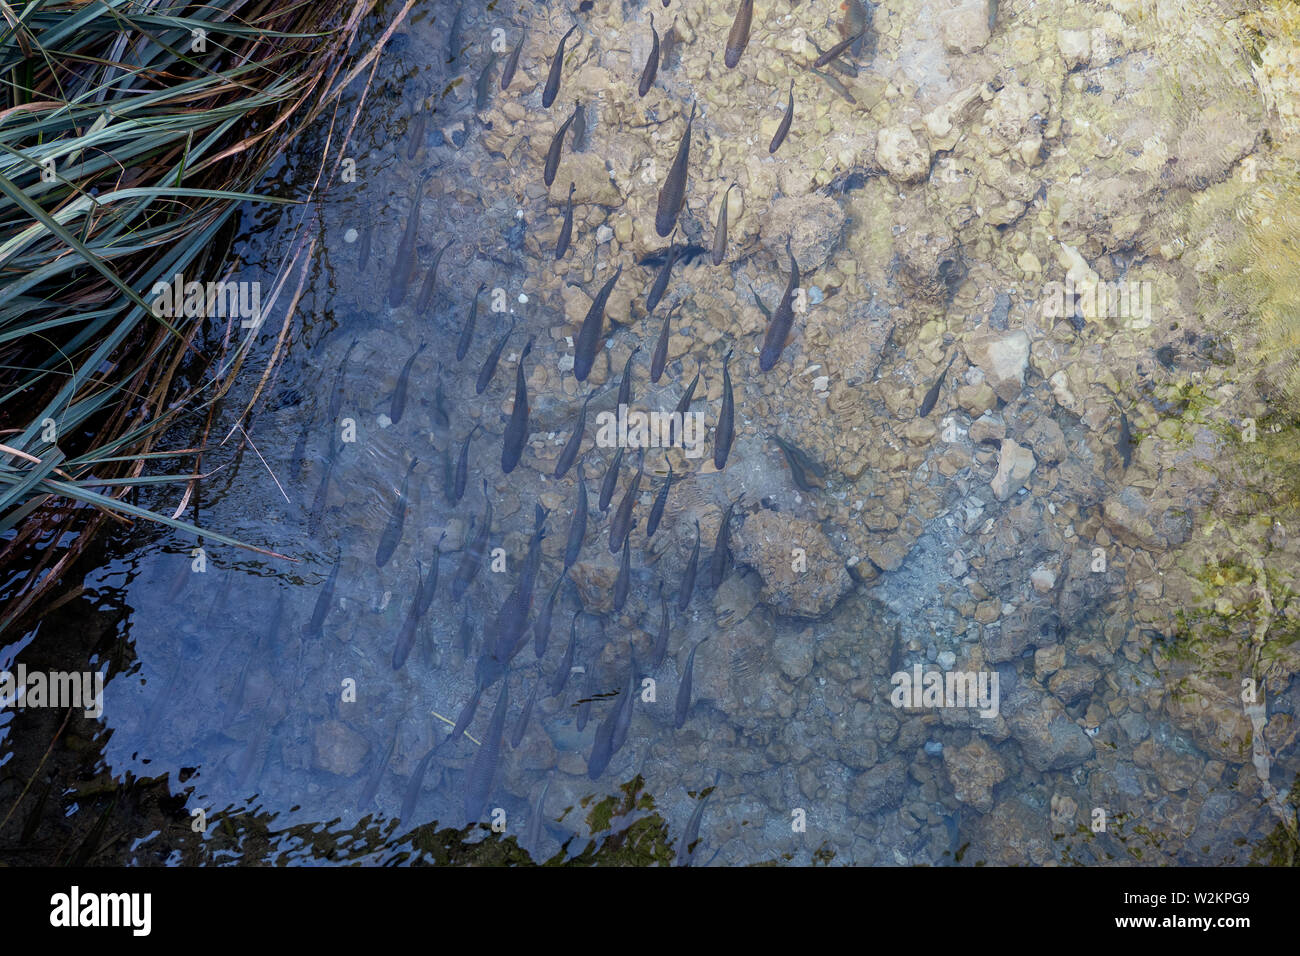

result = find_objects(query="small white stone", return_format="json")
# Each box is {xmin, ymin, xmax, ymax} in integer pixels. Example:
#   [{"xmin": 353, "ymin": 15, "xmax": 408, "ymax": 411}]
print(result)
[
  {"xmin": 812, "ymin": 375, "xmax": 829, "ymax": 391},
  {"xmin": 517, "ymin": 293, "xmax": 528, "ymax": 304},
  {"xmin": 377, "ymin": 413, "xmax": 393, "ymax": 429},
  {"xmin": 343, "ymin": 228, "xmax": 358, "ymax": 243},
  {"xmin": 558, "ymin": 353, "xmax": 575, "ymax": 371},
  {"xmin": 937, "ymin": 650, "xmax": 957, "ymax": 670},
  {"xmin": 596, "ymin": 225, "xmax": 614, "ymax": 243}
]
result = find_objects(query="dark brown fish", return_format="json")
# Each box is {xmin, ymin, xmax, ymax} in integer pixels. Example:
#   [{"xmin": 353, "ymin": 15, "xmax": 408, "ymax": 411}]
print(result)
[
  {"xmin": 759, "ymin": 237, "xmax": 799, "ymax": 372},
  {"xmin": 609, "ymin": 447, "xmax": 645, "ymax": 553},
  {"xmin": 415, "ymin": 237, "xmax": 455, "ymax": 313},
  {"xmin": 646, "ymin": 459, "xmax": 675, "ymax": 538},
  {"xmin": 676, "ymin": 770, "xmax": 721, "ymax": 866},
  {"xmin": 918, "ymin": 353, "xmax": 957, "ymax": 417},
  {"xmin": 711, "ymin": 183, "xmax": 738, "ymax": 266},
  {"xmin": 564, "ymin": 463, "xmax": 589, "ymax": 569},
  {"xmin": 452, "ymin": 480, "xmax": 492, "ymax": 600},
  {"xmin": 388, "ymin": 174, "xmax": 430, "ymax": 308},
  {"xmin": 543, "ymin": 23, "xmax": 579, "ymax": 109},
  {"xmin": 448, "ymin": 684, "xmax": 484, "ymax": 745},
  {"xmin": 392, "ymin": 560, "xmax": 427, "ymax": 671},
  {"xmin": 650, "ymin": 300, "xmax": 681, "ymax": 384},
  {"xmin": 714, "ymin": 347, "xmax": 735, "ymax": 469},
  {"xmin": 769, "ymin": 80, "xmax": 794, "ymax": 154},
  {"xmin": 599, "ymin": 446, "xmax": 624, "ymax": 513},
  {"xmin": 357, "ymin": 723, "xmax": 399, "ymax": 812},
  {"xmin": 489, "ymin": 504, "xmax": 547, "ymax": 662},
  {"xmin": 709, "ymin": 495, "xmax": 742, "ymax": 588},
  {"xmin": 454, "ymin": 424, "xmax": 480, "ymax": 503},
  {"xmin": 303, "ymin": 549, "xmax": 342, "ymax": 638},
  {"xmin": 768, "ymin": 432, "xmax": 828, "ymax": 491},
  {"xmin": 670, "ymin": 371, "xmax": 699, "ymax": 446},
  {"xmin": 651, "ymin": 582, "xmax": 671, "ymax": 668},
  {"xmin": 646, "ymin": 231, "xmax": 678, "ymax": 313},
  {"xmin": 555, "ymin": 182, "xmax": 576, "ymax": 260},
  {"xmin": 570, "ymin": 99, "xmax": 588, "ymax": 151},
  {"xmin": 408, "ymin": 110, "xmax": 427, "ymax": 160},
  {"xmin": 550, "ymin": 611, "xmax": 580, "ymax": 698},
  {"xmin": 811, "ymin": 65, "xmax": 857, "ymax": 104},
  {"xmin": 512, "ymin": 680, "xmax": 539, "ymax": 748},
  {"xmin": 613, "ymin": 521, "xmax": 635, "ymax": 612},
  {"xmin": 457, "ymin": 282, "xmax": 485, "ymax": 361},
  {"xmin": 390, "ymin": 341, "xmax": 427, "ymax": 424},
  {"xmin": 809, "ymin": 37, "xmax": 858, "ymax": 77},
  {"xmin": 376, "ymin": 457, "xmax": 419, "ymax": 568},
  {"xmin": 574, "ymin": 263, "xmax": 623, "ymax": 381},
  {"xmin": 555, "ymin": 389, "xmax": 595, "ymax": 479},
  {"xmin": 464, "ymin": 679, "xmax": 509, "ymax": 825},
  {"xmin": 475, "ymin": 51, "xmax": 499, "ymax": 112},
  {"xmin": 1116, "ymin": 402, "xmax": 1133, "ymax": 467},
  {"xmin": 655, "ymin": 102, "xmax": 696, "ymax": 238},
  {"xmin": 812, "ymin": 30, "xmax": 864, "ymax": 68},
  {"xmin": 638, "ymin": 13, "xmax": 660, "ymax": 97},
  {"xmin": 724, "ymin": 0, "xmax": 754, "ymax": 69},
  {"xmin": 677, "ymin": 518, "xmax": 700, "ymax": 611},
  {"xmin": 534, "ymin": 572, "xmax": 565, "ymax": 658},
  {"xmin": 476, "ymin": 317, "xmax": 516, "ymax": 394},
  {"xmin": 501, "ymin": 29, "xmax": 526, "ymax": 91},
  {"xmin": 544, "ymin": 104, "xmax": 579, "ymax": 187},
  {"xmin": 358, "ymin": 224, "xmax": 373, "ymax": 270},
  {"xmin": 674, "ymin": 636, "xmax": 710, "ymax": 728},
  {"xmin": 617, "ymin": 344, "xmax": 640, "ymax": 410},
  {"xmin": 842, "ymin": 0, "xmax": 871, "ymax": 54},
  {"xmin": 399, "ymin": 744, "xmax": 440, "ymax": 823},
  {"xmin": 502, "ymin": 338, "xmax": 534, "ymax": 474}
]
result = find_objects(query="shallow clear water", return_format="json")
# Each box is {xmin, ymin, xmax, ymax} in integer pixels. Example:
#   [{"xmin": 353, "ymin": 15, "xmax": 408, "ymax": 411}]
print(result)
[{"xmin": 5, "ymin": 0, "xmax": 1300, "ymax": 866}]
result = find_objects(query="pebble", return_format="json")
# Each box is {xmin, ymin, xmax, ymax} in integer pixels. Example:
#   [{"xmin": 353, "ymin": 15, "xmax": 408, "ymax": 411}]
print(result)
[{"xmin": 924, "ymin": 741, "xmax": 943, "ymax": 757}]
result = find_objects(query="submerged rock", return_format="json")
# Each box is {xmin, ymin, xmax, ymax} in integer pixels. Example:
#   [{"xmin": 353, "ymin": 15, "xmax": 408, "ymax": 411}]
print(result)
[{"xmin": 733, "ymin": 510, "xmax": 852, "ymax": 617}]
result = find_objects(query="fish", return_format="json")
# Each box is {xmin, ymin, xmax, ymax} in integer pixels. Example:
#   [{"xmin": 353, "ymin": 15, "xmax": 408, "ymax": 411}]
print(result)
[
  {"xmin": 570, "ymin": 99, "xmax": 588, "ymax": 151},
  {"xmin": 390, "ymin": 341, "xmax": 427, "ymax": 424},
  {"xmin": 523, "ymin": 779, "xmax": 551, "ymax": 858},
  {"xmin": 639, "ymin": 242, "xmax": 708, "ymax": 268},
  {"xmin": 534, "ymin": 573, "xmax": 564, "ymax": 658},
  {"xmin": 358, "ymin": 224, "xmax": 373, "ymax": 270},
  {"xmin": 809, "ymin": 37, "xmax": 859, "ymax": 77},
  {"xmin": 645, "ymin": 231, "xmax": 679, "ymax": 313},
  {"xmin": 555, "ymin": 390, "xmax": 595, "ymax": 479},
  {"xmin": 1116, "ymin": 403, "xmax": 1133, "ymax": 467},
  {"xmin": 759, "ymin": 237, "xmax": 799, "ymax": 372},
  {"xmin": 747, "ymin": 281, "xmax": 772, "ymax": 322},
  {"xmin": 617, "ymin": 344, "xmax": 640, "ymax": 409},
  {"xmin": 674, "ymin": 636, "xmax": 710, "ymax": 729},
  {"xmin": 768, "ymin": 432, "xmax": 828, "ymax": 491},
  {"xmin": 587, "ymin": 687, "xmax": 620, "ymax": 778},
  {"xmin": 724, "ymin": 0, "xmax": 754, "ymax": 69},
  {"xmin": 328, "ymin": 338, "xmax": 359, "ymax": 425},
  {"xmin": 769, "ymin": 80, "xmax": 794, "ymax": 154},
  {"xmin": 650, "ymin": 300, "xmax": 680, "ymax": 385},
  {"xmin": 841, "ymin": 0, "xmax": 871, "ymax": 56},
  {"xmin": 442, "ymin": 445, "xmax": 457, "ymax": 503},
  {"xmin": 542, "ymin": 23, "xmax": 579, "ymax": 109},
  {"xmin": 576, "ymin": 669, "xmax": 596, "ymax": 732},
  {"xmin": 550, "ymin": 611, "xmax": 580, "ymax": 697},
  {"xmin": 714, "ymin": 347, "xmax": 735, "ymax": 470},
  {"xmin": 677, "ymin": 518, "xmax": 701, "ymax": 611},
  {"xmin": 415, "ymin": 237, "xmax": 455, "ymax": 315},
  {"xmin": 646, "ymin": 459, "xmax": 675, "ymax": 538},
  {"xmin": 358, "ymin": 724, "xmax": 399, "ymax": 812},
  {"xmin": 918, "ymin": 353, "xmax": 957, "ymax": 417},
  {"xmin": 458, "ymin": 599, "xmax": 475, "ymax": 658},
  {"xmin": 564, "ymin": 464, "xmax": 589, "ymax": 569},
  {"xmin": 375, "ymin": 457, "xmax": 419, "ymax": 568},
  {"xmin": 555, "ymin": 182, "xmax": 576, "ymax": 260},
  {"xmin": 392, "ymin": 560, "xmax": 428, "ymax": 671},
  {"xmin": 651, "ymin": 583, "xmax": 671, "ymax": 668},
  {"xmin": 676, "ymin": 770, "xmax": 721, "ymax": 866},
  {"xmin": 709, "ymin": 495, "xmax": 742, "ymax": 588},
  {"xmin": 599, "ymin": 446, "xmax": 624, "ymax": 513},
  {"xmin": 431, "ymin": 374, "xmax": 451, "ymax": 428},
  {"xmin": 590, "ymin": 657, "xmax": 638, "ymax": 778},
  {"xmin": 408, "ymin": 110, "xmax": 427, "ymax": 160},
  {"xmin": 638, "ymin": 13, "xmax": 660, "ymax": 97},
  {"xmin": 448, "ymin": 684, "xmax": 484, "ymax": 745},
  {"xmin": 574, "ymin": 264, "xmax": 623, "ymax": 381},
  {"xmin": 399, "ymin": 744, "xmax": 440, "ymax": 823},
  {"xmin": 307, "ymin": 453, "xmax": 334, "ymax": 535},
  {"xmin": 464, "ymin": 679, "xmax": 510, "ymax": 825},
  {"xmin": 511, "ymin": 679, "xmax": 539, "ymax": 748},
  {"xmin": 544, "ymin": 103, "xmax": 579, "ymax": 188},
  {"xmin": 711, "ymin": 183, "xmax": 738, "ymax": 266},
  {"xmin": 452, "ymin": 480, "xmax": 492, "ymax": 600},
  {"xmin": 446, "ymin": 4, "xmax": 464, "ymax": 64},
  {"xmin": 501, "ymin": 338, "xmax": 534, "ymax": 474},
  {"xmin": 812, "ymin": 30, "xmax": 864, "ymax": 69},
  {"xmin": 476, "ymin": 317, "xmax": 516, "ymax": 394},
  {"xmin": 501, "ymin": 29, "xmax": 525, "ymax": 90},
  {"xmin": 454, "ymin": 424, "xmax": 480, "ymax": 503},
  {"xmin": 987, "ymin": 0, "xmax": 999, "ymax": 34},
  {"xmin": 609, "ymin": 447, "xmax": 645, "ymax": 553},
  {"xmin": 810, "ymin": 65, "xmax": 857, "ymax": 104},
  {"xmin": 655, "ymin": 102, "xmax": 696, "ymax": 238},
  {"xmin": 458, "ymin": 282, "xmax": 486, "ymax": 361},
  {"xmin": 303, "ymin": 549, "xmax": 341, "ymax": 638},
  {"xmin": 489, "ymin": 505, "xmax": 548, "ymax": 662},
  {"xmin": 670, "ymin": 371, "xmax": 698, "ymax": 446},
  {"xmin": 475, "ymin": 51, "xmax": 499, "ymax": 111},
  {"xmin": 613, "ymin": 523, "xmax": 634, "ymax": 612},
  {"xmin": 388, "ymin": 174, "xmax": 430, "ymax": 308}
]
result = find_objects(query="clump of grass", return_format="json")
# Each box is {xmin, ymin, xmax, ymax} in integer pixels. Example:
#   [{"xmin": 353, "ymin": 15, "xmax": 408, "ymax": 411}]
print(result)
[{"xmin": 0, "ymin": 0, "xmax": 413, "ymax": 632}]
